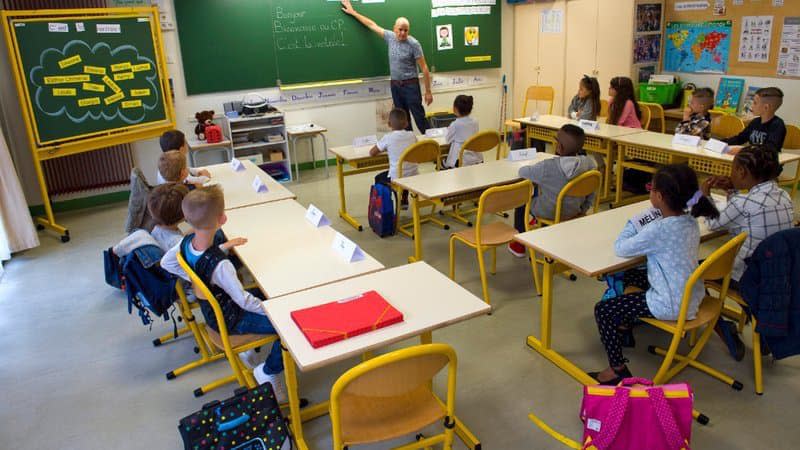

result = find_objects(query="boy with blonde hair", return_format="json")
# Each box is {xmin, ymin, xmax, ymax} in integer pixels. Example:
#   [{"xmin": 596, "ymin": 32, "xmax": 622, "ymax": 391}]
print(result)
[
  {"xmin": 157, "ymin": 129, "xmax": 210, "ymax": 185},
  {"xmin": 147, "ymin": 182, "xmax": 190, "ymax": 251}
]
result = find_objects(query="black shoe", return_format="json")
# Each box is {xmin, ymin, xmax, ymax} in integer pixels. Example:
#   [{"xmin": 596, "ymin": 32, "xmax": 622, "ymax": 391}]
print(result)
[
  {"xmin": 619, "ymin": 328, "xmax": 636, "ymax": 348},
  {"xmin": 716, "ymin": 320, "xmax": 745, "ymax": 361},
  {"xmin": 588, "ymin": 365, "xmax": 633, "ymax": 386}
]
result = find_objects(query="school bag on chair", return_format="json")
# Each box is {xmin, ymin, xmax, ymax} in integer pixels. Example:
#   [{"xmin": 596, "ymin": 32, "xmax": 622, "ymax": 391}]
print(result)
[
  {"xmin": 529, "ymin": 378, "xmax": 693, "ymax": 450},
  {"xmin": 368, "ymin": 181, "xmax": 398, "ymax": 237}
]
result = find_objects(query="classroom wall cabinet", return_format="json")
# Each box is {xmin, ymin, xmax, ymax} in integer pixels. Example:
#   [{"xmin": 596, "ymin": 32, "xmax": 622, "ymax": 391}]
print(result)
[{"xmin": 224, "ymin": 113, "xmax": 292, "ymax": 183}]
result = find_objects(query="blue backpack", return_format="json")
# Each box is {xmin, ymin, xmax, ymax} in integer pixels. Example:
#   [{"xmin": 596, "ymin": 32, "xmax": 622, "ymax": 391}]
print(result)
[{"xmin": 368, "ymin": 182, "xmax": 398, "ymax": 237}]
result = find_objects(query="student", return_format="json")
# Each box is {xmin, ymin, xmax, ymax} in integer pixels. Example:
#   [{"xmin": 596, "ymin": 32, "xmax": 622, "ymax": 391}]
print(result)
[
  {"xmin": 370, "ymin": 108, "xmax": 418, "ymax": 207},
  {"xmin": 147, "ymin": 182, "xmax": 190, "ymax": 252},
  {"xmin": 160, "ymin": 186, "xmax": 287, "ymax": 401},
  {"xmin": 675, "ymin": 87, "xmax": 714, "ymax": 140},
  {"xmin": 568, "ymin": 75, "xmax": 601, "ymax": 121},
  {"xmin": 724, "ymin": 87, "xmax": 787, "ymax": 155},
  {"xmin": 701, "ymin": 144, "xmax": 795, "ymax": 359},
  {"xmin": 508, "ymin": 124, "xmax": 597, "ymax": 257},
  {"xmin": 444, "ymin": 95, "xmax": 480, "ymax": 169},
  {"xmin": 590, "ymin": 164, "xmax": 719, "ymax": 384},
  {"xmin": 157, "ymin": 130, "xmax": 211, "ymax": 185},
  {"xmin": 607, "ymin": 76, "xmax": 642, "ymax": 129},
  {"xmin": 158, "ymin": 151, "xmax": 204, "ymax": 187}
]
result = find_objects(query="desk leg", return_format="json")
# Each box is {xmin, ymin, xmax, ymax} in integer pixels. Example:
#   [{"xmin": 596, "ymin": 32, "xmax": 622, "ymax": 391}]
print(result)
[
  {"xmin": 603, "ymin": 142, "xmax": 613, "ymax": 201},
  {"xmin": 408, "ymin": 193, "xmax": 423, "ymax": 263},
  {"xmin": 292, "ymin": 136, "xmax": 302, "ymax": 182},
  {"xmin": 321, "ymin": 133, "xmax": 330, "ymax": 178},
  {"xmin": 614, "ymin": 145, "xmax": 626, "ymax": 207},
  {"xmin": 282, "ymin": 348, "xmax": 309, "ymax": 450},
  {"xmin": 336, "ymin": 157, "xmax": 362, "ymax": 231}
]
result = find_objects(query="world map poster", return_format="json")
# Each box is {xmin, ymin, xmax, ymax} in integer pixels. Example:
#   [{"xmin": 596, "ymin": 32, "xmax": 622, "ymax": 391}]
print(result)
[{"xmin": 665, "ymin": 20, "xmax": 732, "ymax": 74}]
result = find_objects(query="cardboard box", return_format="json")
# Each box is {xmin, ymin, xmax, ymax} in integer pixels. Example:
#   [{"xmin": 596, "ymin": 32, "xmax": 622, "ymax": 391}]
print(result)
[{"xmin": 269, "ymin": 151, "xmax": 284, "ymax": 162}]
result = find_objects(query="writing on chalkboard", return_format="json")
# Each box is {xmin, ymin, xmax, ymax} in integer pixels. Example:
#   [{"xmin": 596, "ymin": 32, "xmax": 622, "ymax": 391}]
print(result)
[{"xmin": 272, "ymin": 6, "xmax": 346, "ymax": 51}]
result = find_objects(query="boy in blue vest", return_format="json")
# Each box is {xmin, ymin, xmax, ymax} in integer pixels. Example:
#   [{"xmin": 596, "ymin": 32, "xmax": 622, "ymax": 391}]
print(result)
[{"xmin": 160, "ymin": 185, "xmax": 286, "ymax": 401}]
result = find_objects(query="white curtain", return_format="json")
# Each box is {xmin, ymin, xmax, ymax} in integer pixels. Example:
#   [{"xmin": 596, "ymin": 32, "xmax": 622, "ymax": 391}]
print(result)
[{"xmin": 0, "ymin": 124, "xmax": 38, "ymax": 262}]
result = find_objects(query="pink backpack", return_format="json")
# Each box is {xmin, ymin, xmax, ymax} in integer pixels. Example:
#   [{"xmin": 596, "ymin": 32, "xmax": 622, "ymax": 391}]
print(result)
[{"xmin": 530, "ymin": 378, "xmax": 693, "ymax": 450}]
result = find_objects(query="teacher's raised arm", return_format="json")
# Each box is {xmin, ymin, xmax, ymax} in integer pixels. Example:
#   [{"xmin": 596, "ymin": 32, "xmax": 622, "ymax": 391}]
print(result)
[{"xmin": 341, "ymin": 0, "xmax": 432, "ymax": 133}]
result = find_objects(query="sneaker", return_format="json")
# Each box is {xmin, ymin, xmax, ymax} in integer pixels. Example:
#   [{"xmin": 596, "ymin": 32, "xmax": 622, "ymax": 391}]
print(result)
[
  {"xmin": 239, "ymin": 349, "xmax": 260, "ymax": 370},
  {"xmin": 253, "ymin": 363, "xmax": 288, "ymax": 404},
  {"xmin": 507, "ymin": 241, "xmax": 526, "ymax": 258}
]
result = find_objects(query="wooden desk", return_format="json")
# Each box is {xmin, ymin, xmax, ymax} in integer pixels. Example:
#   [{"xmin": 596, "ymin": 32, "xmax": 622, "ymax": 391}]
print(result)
[
  {"xmin": 328, "ymin": 135, "xmax": 448, "ymax": 231},
  {"xmin": 393, "ymin": 154, "xmax": 555, "ymax": 262},
  {"xmin": 263, "ymin": 262, "xmax": 490, "ymax": 450},
  {"xmin": 201, "ymin": 160, "xmax": 296, "ymax": 210},
  {"xmin": 187, "ymin": 137, "xmax": 233, "ymax": 167},
  {"xmin": 514, "ymin": 115, "xmax": 647, "ymax": 201},
  {"xmin": 222, "ymin": 200, "xmax": 384, "ymax": 298},
  {"xmin": 612, "ymin": 131, "xmax": 800, "ymax": 206},
  {"xmin": 286, "ymin": 123, "xmax": 329, "ymax": 181},
  {"xmin": 513, "ymin": 199, "xmax": 725, "ymax": 388}
]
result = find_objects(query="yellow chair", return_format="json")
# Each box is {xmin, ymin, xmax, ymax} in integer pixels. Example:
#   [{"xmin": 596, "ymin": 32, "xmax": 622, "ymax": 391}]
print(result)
[
  {"xmin": 639, "ymin": 103, "xmax": 652, "ymax": 130},
  {"xmin": 446, "ymin": 131, "xmax": 505, "ymax": 226},
  {"xmin": 599, "ymin": 99, "xmax": 609, "ymax": 119},
  {"xmin": 710, "ymin": 114, "xmax": 745, "ymax": 140},
  {"xmin": 642, "ymin": 233, "xmax": 747, "ymax": 389},
  {"xmin": 176, "ymin": 251, "xmax": 278, "ymax": 392},
  {"xmin": 393, "ymin": 140, "xmax": 450, "ymax": 238},
  {"xmin": 640, "ymin": 102, "xmax": 666, "ymax": 133},
  {"xmin": 504, "ymin": 85, "xmax": 556, "ymax": 135},
  {"xmin": 449, "ymin": 179, "xmax": 533, "ymax": 306},
  {"xmin": 778, "ymin": 124, "xmax": 800, "ymax": 197},
  {"xmin": 530, "ymin": 170, "xmax": 603, "ymax": 294},
  {"xmin": 330, "ymin": 344, "xmax": 459, "ymax": 450}
]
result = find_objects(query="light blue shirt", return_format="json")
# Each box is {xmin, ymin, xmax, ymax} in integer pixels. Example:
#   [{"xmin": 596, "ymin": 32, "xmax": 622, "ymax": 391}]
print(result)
[
  {"xmin": 615, "ymin": 214, "xmax": 704, "ymax": 320},
  {"xmin": 383, "ymin": 30, "xmax": 423, "ymax": 80}
]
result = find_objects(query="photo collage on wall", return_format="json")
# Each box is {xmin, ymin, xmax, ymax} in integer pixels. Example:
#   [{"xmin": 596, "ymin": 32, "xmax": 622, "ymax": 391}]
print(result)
[{"xmin": 633, "ymin": 1, "xmax": 663, "ymax": 83}]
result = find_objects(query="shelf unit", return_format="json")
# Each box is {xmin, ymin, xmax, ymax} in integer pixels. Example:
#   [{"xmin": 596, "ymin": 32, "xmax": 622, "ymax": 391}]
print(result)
[{"xmin": 224, "ymin": 112, "xmax": 292, "ymax": 183}]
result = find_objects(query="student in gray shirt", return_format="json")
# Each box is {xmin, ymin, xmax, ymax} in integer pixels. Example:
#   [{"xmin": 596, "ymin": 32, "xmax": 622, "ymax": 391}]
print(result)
[{"xmin": 568, "ymin": 75, "xmax": 601, "ymax": 121}]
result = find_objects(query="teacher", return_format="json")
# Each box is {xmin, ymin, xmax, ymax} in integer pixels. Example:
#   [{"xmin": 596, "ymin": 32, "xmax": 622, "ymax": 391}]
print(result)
[{"xmin": 341, "ymin": 0, "xmax": 432, "ymax": 133}]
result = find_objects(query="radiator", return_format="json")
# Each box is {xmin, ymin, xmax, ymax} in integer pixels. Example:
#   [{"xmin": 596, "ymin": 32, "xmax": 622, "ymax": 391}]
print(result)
[{"xmin": 3, "ymin": 0, "xmax": 136, "ymax": 196}]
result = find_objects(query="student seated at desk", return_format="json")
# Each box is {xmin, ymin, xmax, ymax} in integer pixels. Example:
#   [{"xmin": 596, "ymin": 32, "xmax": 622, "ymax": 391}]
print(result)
[
  {"xmin": 370, "ymin": 108, "xmax": 418, "ymax": 208},
  {"xmin": 568, "ymin": 75, "xmax": 601, "ymax": 121},
  {"xmin": 444, "ymin": 95, "xmax": 480, "ymax": 169},
  {"xmin": 157, "ymin": 130, "xmax": 210, "ymax": 185},
  {"xmin": 158, "ymin": 150, "xmax": 205, "ymax": 188},
  {"xmin": 148, "ymin": 182, "xmax": 190, "ymax": 251},
  {"xmin": 590, "ymin": 165, "xmax": 719, "ymax": 385},
  {"xmin": 675, "ymin": 87, "xmax": 714, "ymax": 140},
  {"xmin": 508, "ymin": 124, "xmax": 597, "ymax": 257},
  {"xmin": 701, "ymin": 144, "xmax": 795, "ymax": 360},
  {"xmin": 724, "ymin": 87, "xmax": 787, "ymax": 155},
  {"xmin": 607, "ymin": 77, "xmax": 642, "ymax": 129},
  {"xmin": 161, "ymin": 186, "xmax": 287, "ymax": 401}
]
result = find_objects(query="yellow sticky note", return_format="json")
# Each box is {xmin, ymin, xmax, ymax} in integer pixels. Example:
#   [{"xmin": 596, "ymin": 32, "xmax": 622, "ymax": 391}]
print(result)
[
  {"xmin": 464, "ymin": 55, "xmax": 491, "ymax": 63},
  {"xmin": 122, "ymin": 100, "xmax": 142, "ymax": 108},
  {"xmin": 53, "ymin": 88, "xmax": 76, "ymax": 96},
  {"xmin": 113, "ymin": 72, "xmax": 134, "ymax": 81},
  {"xmin": 83, "ymin": 82, "xmax": 105, "ymax": 92},
  {"xmin": 104, "ymin": 91, "xmax": 125, "ymax": 105},
  {"xmin": 130, "ymin": 88, "xmax": 150, "ymax": 97},
  {"xmin": 44, "ymin": 75, "xmax": 90, "ymax": 84},
  {"xmin": 78, "ymin": 97, "xmax": 101, "ymax": 107},
  {"xmin": 111, "ymin": 62, "xmax": 132, "ymax": 72},
  {"xmin": 83, "ymin": 65, "xmax": 106, "ymax": 75},
  {"xmin": 132, "ymin": 63, "xmax": 151, "ymax": 72},
  {"xmin": 58, "ymin": 54, "xmax": 82, "ymax": 69},
  {"xmin": 102, "ymin": 75, "xmax": 122, "ymax": 93}
]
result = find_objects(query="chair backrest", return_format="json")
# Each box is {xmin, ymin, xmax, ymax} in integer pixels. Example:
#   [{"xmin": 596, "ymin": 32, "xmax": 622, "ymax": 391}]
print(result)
[
  {"xmin": 398, "ymin": 139, "xmax": 441, "ymax": 177},
  {"xmin": 711, "ymin": 114, "xmax": 745, "ymax": 140},
  {"xmin": 522, "ymin": 85, "xmax": 555, "ymax": 116},
  {"xmin": 459, "ymin": 130, "xmax": 501, "ymax": 166},
  {"xmin": 639, "ymin": 102, "xmax": 665, "ymax": 133},
  {"xmin": 599, "ymin": 99, "xmax": 609, "ymax": 119},
  {"xmin": 475, "ymin": 180, "xmax": 533, "ymax": 242},
  {"xmin": 176, "ymin": 251, "xmax": 233, "ymax": 349},
  {"xmin": 329, "ymin": 344, "xmax": 457, "ymax": 447},
  {"xmin": 553, "ymin": 170, "xmax": 603, "ymax": 223},
  {"xmin": 784, "ymin": 124, "xmax": 800, "ymax": 149},
  {"xmin": 639, "ymin": 103, "xmax": 651, "ymax": 130}
]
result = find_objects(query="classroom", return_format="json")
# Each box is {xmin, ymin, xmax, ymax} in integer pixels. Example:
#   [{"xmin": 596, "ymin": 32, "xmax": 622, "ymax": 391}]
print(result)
[{"xmin": 1, "ymin": 0, "xmax": 799, "ymax": 448}]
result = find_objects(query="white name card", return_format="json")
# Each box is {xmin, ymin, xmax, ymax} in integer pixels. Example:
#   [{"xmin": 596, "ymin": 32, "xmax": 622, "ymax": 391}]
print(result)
[
  {"xmin": 252, "ymin": 176, "xmax": 269, "ymax": 193},
  {"xmin": 630, "ymin": 207, "xmax": 663, "ymax": 232},
  {"xmin": 353, "ymin": 135, "xmax": 377, "ymax": 147},
  {"xmin": 672, "ymin": 134, "xmax": 701, "ymax": 147},
  {"xmin": 425, "ymin": 127, "xmax": 447, "ymax": 137},
  {"xmin": 305, "ymin": 203, "xmax": 331, "ymax": 227},
  {"xmin": 230, "ymin": 158, "xmax": 245, "ymax": 172},
  {"xmin": 332, "ymin": 232, "xmax": 365, "ymax": 263},
  {"xmin": 578, "ymin": 119, "xmax": 600, "ymax": 131},
  {"xmin": 529, "ymin": 111, "xmax": 540, "ymax": 122},
  {"xmin": 704, "ymin": 138, "xmax": 728, "ymax": 154},
  {"xmin": 508, "ymin": 148, "xmax": 538, "ymax": 161}
]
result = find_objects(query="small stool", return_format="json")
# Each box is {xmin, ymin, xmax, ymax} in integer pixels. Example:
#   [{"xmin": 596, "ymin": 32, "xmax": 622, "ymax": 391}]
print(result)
[{"xmin": 287, "ymin": 123, "xmax": 329, "ymax": 181}]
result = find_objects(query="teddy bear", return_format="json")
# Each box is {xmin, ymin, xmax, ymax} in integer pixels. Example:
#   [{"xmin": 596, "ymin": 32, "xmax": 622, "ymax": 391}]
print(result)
[{"xmin": 194, "ymin": 110, "xmax": 215, "ymax": 141}]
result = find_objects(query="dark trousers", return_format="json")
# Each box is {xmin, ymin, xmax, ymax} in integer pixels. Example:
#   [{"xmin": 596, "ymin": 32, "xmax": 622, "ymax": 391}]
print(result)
[
  {"xmin": 513, "ymin": 187, "xmax": 539, "ymax": 233},
  {"xmin": 391, "ymin": 81, "xmax": 428, "ymax": 133}
]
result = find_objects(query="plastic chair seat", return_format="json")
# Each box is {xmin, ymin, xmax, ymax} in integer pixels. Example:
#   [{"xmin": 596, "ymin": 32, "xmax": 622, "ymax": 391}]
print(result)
[
  {"xmin": 452, "ymin": 221, "xmax": 518, "ymax": 246},
  {"xmin": 339, "ymin": 385, "xmax": 445, "ymax": 445},
  {"xmin": 205, "ymin": 328, "xmax": 272, "ymax": 350},
  {"xmin": 640, "ymin": 296, "xmax": 722, "ymax": 334}
]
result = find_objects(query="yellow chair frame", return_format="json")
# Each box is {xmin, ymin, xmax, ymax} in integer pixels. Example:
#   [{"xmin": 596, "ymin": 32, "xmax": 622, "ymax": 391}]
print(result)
[
  {"xmin": 599, "ymin": 98, "xmax": 609, "ymax": 120},
  {"xmin": 393, "ymin": 140, "xmax": 450, "ymax": 239},
  {"xmin": 449, "ymin": 179, "xmax": 534, "ymax": 306},
  {"xmin": 641, "ymin": 233, "xmax": 747, "ymax": 389},
  {"xmin": 176, "ymin": 251, "xmax": 278, "ymax": 391},
  {"xmin": 329, "ymin": 343, "xmax": 458, "ymax": 450},
  {"xmin": 778, "ymin": 124, "xmax": 800, "ymax": 197},
  {"xmin": 444, "ymin": 131, "xmax": 504, "ymax": 226},
  {"xmin": 639, "ymin": 102, "xmax": 666, "ymax": 133},
  {"xmin": 710, "ymin": 114, "xmax": 745, "ymax": 140},
  {"xmin": 639, "ymin": 103, "xmax": 652, "ymax": 130},
  {"xmin": 503, "ymin": 85, "xmax": 556, "ymax": 139}
]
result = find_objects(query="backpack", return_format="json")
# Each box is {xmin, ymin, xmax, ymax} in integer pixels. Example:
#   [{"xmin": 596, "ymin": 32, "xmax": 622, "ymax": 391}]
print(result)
[{"xmin": 368, "ymin": 181, "xmax": 398, "ymax": 237}]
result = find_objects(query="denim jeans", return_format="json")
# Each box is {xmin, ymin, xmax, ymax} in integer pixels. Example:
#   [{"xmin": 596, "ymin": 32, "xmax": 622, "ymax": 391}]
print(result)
[
  {"xmin": 230, "ymin": 311, "xmax": 284, "ymax": 375},
  {"xmin": 390, "ymin": 81, "xmax": 429, "ymax": 133}
]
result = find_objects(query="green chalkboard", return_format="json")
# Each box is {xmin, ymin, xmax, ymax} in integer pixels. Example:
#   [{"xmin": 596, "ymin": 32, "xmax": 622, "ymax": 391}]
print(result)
[
  {"xmin": 6, "ymin": 13, "xmax": 170, "ymax": 146},
  {"xmin": 174, "ymin": 0, "xmax": 501, "ymax": 95}
]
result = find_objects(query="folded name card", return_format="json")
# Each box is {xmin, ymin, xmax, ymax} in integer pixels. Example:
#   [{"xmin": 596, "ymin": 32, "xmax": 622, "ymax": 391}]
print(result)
[
  {"xmin": 332, "ymin": 232, "xmax": 365, "ymax": 263},
  {"xmin": 672, "ymin": 134, "xmax": 701, "ymax": 147},
  {"xmin": 578, "ymin": 119, "xmax": 600, "ymax": 131},
  {"xmin": 252, "ymin": 176, "xmax": 268, "ymax": 193},
  {"xmin": 529, "ymin": 111, "xmax": 540, "ymax": 122},
  {"xmin": 353, "ymin": 134, "xmax": 377, "ymax": 148},
  {"xmin": 305, "ymin": 203, "xmax": 331, "ymax": 227},
  {"xmin": 704, "ymin": 138, "xmax": 728, "ymax": 154},
  {"xmin": 424, "ymin": 127, "xmax": 447, "ymax": 137},
  {"xmin": 508, "ymin": 148, "xmax": 538, "ymax": 161},
  {"xmin": 630, "ymin": 207, "xmax": 663, "ymax": 232},
  {"xmin": 230, "ymin": 158, "xmax": 245, "ymax": 171}
]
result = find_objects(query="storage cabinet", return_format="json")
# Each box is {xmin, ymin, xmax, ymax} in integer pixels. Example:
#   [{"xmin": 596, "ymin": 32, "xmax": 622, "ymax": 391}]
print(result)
[{"xmin": 224, "ymin": 113, "xmax": 292, "ymax": 183}]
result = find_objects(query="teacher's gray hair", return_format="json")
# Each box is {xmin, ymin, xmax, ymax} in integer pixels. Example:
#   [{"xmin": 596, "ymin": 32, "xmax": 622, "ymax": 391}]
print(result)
[{"xmin": 395, "ymin": 17, "xmax": 410, "ymax": 28}]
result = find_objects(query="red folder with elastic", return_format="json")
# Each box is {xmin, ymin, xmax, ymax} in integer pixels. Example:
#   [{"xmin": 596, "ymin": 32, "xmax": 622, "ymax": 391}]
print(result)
[{"xmin": 290, "ymin": 290, "xmax": 404, "ymax": 348}]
